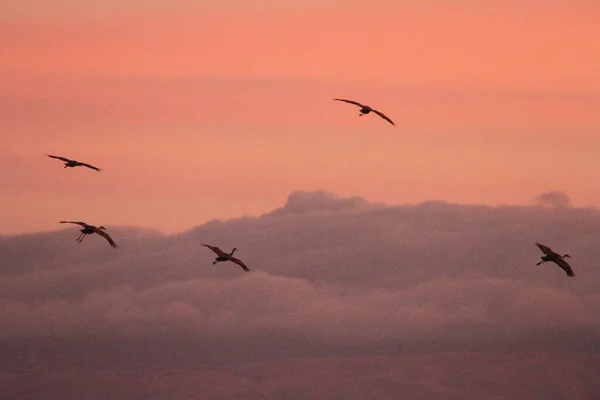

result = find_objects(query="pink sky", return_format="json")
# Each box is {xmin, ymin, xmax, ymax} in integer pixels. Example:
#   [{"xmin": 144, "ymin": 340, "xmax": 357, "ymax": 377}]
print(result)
[{"xmin": 1, "ymin": 0, "xmax": 599, "ymax": 234}]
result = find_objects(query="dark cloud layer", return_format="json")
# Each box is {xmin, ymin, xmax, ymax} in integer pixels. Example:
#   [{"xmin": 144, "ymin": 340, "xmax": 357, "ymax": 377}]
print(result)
[
  {"xmin": 2, "ymin": 191, "xmax": 600, "ymax": 398},
  {"xmin": 2, "ymin": 353, "xmax": 599, "ymax": 400}
]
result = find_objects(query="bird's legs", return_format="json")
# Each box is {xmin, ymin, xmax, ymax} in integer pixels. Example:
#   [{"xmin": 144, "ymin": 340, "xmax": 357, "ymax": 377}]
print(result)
[
  {"xmin": 536, "ymin": 260, "xmax": 547, "ymax": 266},
  {"xmin": 77, "ymin": 233, "xmax": 88, "ymax": 243},
  {"xmin": 212, "ymin": 260, "xmax": 220, "ymax": 265}
]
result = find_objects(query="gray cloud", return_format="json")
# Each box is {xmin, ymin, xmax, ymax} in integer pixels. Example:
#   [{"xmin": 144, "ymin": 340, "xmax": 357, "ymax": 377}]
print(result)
[
  {"xmin": 535, "ymin": 190, "xmax": 571, "ymax": 209},
  {"xmin": 267, "ymin": 190, "xmax": 385, "ymax": 217},
  {"xmin": 1, "ymin": 191, "xmax": 600, "ymax": 397},
  {"xmin": 2, "ymin": 191, "xmax": 600, "ymax": 340}
]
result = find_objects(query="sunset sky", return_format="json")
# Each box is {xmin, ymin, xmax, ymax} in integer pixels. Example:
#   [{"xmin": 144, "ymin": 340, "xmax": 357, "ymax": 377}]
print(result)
[
  {"xmin": 2, "ymin": 0, "xmax": 599, "ymax": 234},
  {"xmin": 2, "ymin": 2, "xmax": 600, "ymax": 398}
]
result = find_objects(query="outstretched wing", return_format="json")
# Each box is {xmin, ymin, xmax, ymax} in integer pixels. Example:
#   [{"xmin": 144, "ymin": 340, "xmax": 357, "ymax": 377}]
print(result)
[
  {"xmin": 333, "ymin": 98, "xmax": 365, "ymax": 108},
  {"xmin": 202, "ymin": 243, "xmax": 227, "ymax": 257},
  {"xmin": 535, "ymin": 242, "xmax": 554, "ymax": 255},
  {"xmin": 60, "ymin": 221, "xmax": 88, "ymax": 227},
  {"xmin": 553, "ymin": 258, "xmax": 575, "ymax": 277},
  {"xmin": 229, "ymin": 257, "xmax": 250, "ymax": 272},
  {"xmin": 94, "ymin": 228, "xmax": 118, "ymax": 248},
  {"xmin": 372, "ymin": 109, "xmax": 395, "ymax": 126},
  {"xmin": 48, "ymin": 155, "xmax": 72, "ymax": 163},
  {"xmin": 78, "ymin": 162, "xmax": 101, "ymax": 171}
]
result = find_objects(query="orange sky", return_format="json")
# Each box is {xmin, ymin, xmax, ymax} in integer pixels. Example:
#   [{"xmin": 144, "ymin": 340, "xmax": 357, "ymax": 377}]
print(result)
[{"xmin": 1, "ymin": 0, "xmax": 599, "ymax": 234}]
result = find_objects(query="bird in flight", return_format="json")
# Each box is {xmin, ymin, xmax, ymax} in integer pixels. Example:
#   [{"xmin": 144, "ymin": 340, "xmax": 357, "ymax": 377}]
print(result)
[
  {"xmin": 48, "ymin": 155, "xmax": 101, "ymax": 171},
  {"xmin": 60, "ymin": 221, "xmax": 118, "ymax": 248},
  {"xmin": 202, "ymin": 243, "xmax": 250, "ymax": 272},
  {"xmin": 333, "ymin": 98, "xmax": 395, "ymax": 126},
  {"xmin": 535, "ymin": 242, "xmax": 574, "ymax": 277}
]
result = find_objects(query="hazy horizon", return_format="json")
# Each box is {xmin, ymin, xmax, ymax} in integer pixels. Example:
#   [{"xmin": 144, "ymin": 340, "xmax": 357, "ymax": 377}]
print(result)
[{"xmin": 0, "ymin": 188, "xmax": 580, "ymax": 236}]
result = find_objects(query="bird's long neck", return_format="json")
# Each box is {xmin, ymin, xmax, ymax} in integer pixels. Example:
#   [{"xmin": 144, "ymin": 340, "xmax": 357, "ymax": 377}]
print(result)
[{"xmin": 230, "ymin": 248, "xmax": 237, "ymax": 256}]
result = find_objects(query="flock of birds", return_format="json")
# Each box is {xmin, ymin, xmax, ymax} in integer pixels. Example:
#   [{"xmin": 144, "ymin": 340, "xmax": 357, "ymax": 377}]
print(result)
[{"xmin": 49, "ymin": 98, "xmax": 575, "ymax": 277}]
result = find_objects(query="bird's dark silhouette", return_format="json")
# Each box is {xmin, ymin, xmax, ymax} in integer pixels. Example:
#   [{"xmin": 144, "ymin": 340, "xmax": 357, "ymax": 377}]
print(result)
[
  {"xmin": 535, "ymin": 242, "xmax": 574, "ymax": 277},
  {"xmin": 60, "ymin": 221, "xmax": 117, "ymax": 248},
  {"xmin": 48, "ymin": 155, "xmax": 101, "ymax": 171},
  {"xmin": 333, "ymin": 98, "xmax": 395, "ymax": 126},
  {"xmin": 202, "ymin": 243, "xmax": 250, "ymax": 271}
]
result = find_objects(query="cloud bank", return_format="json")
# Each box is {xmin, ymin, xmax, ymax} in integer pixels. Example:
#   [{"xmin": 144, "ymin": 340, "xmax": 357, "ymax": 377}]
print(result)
[
  {"xmin": 2, "ymin": 190, "xmax": 600, "ymax": 343},
  {"xmin": 1, "ymin": 190, "xmax": 600, "ymax": 398}
]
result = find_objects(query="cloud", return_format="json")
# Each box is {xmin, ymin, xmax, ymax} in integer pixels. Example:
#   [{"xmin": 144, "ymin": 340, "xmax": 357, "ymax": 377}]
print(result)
[
  {"xmin": 535, "ymin": 190, "xmax": 571, "ymax": 208},
  {"xmin": 267, "ymin": 190, "xmax": 384, "ymax": 217},
  {"xmin": 1, "ymin": 190, "xmax": 600, "ymax": 397}
]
